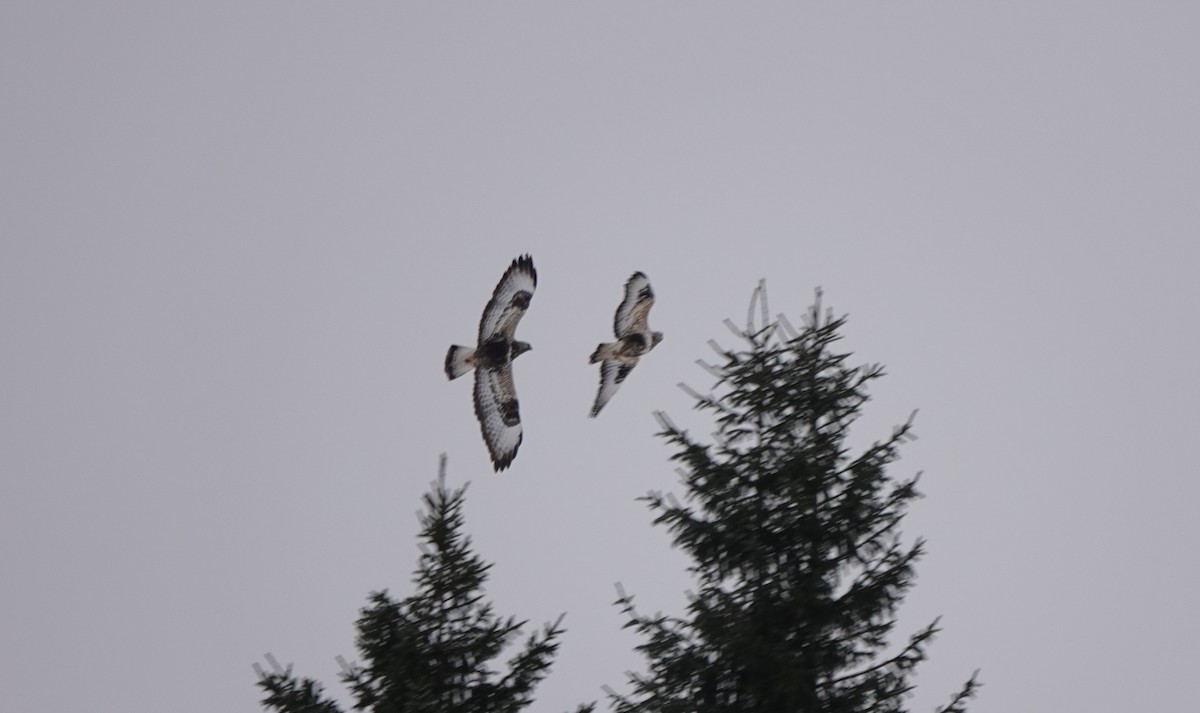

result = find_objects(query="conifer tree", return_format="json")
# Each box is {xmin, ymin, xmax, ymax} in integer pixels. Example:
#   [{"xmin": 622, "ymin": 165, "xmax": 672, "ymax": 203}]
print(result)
[
  {"xmin": 256, "ymin": 457, "xmax": 585, "ymax": 713},
  {"xmin": 609, "ymin": 286, "xmax": 979, "ymax": 713}
]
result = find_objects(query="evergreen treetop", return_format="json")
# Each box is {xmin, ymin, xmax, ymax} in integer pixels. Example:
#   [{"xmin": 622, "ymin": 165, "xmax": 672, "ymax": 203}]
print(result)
[
  {"xmin": 256, "ymin": 456, "xmax": 581, "ymax": 713},
  {"xmin": 609, "ymin": 285, "xmax": 979, "ymax": 713}
]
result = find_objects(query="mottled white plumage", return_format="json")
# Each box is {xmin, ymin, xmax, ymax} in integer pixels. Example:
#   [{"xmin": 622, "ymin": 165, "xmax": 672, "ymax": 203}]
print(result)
[
  {"xmin": 589, "ymin": 272, "xmax": 662, "ymax": 417},
  {"xmin": 445, "ymin": 255, "xmax": 537, "ymax": 471}
]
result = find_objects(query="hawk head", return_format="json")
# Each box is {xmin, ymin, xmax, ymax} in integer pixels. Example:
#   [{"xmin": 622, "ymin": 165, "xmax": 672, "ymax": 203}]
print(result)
[
  {"xmin": 651, "ymin": 331, "xmax": 664, "ymax": 349},
  {"xmin": 511, "ymin": 341, "xmax": 532, "ymax": 359}
]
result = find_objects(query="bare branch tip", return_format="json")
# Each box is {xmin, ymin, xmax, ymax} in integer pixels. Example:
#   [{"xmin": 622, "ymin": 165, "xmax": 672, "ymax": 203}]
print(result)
[{"xmin": 722, "ymin": 317, "xmax": 745, "ymax": 341}]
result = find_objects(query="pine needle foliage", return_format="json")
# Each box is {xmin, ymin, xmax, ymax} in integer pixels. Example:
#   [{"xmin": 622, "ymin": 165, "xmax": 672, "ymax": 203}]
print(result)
[
  {"xmin": 256, "ymin": 457, "xmax": 585, "ymax": 713},
  {"xmin": 610, "ymin": 286, "xmax": 979, "ymax": 713}
]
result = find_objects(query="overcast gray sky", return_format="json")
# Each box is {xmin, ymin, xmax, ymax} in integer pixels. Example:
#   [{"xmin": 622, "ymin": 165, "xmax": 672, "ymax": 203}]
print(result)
[{"xmin": 3, "ymin": 3, "xmax": 1198, "ymax": 712}]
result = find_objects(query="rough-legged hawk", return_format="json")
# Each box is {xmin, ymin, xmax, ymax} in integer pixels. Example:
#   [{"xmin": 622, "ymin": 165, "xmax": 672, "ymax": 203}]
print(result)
[
  {"xmin": 445, "ymin": 255, "xmax": 537, "ymax": 471},
  {"xmin": 589, "ymin": 271, "xmax": 662, "ymax": 417}
]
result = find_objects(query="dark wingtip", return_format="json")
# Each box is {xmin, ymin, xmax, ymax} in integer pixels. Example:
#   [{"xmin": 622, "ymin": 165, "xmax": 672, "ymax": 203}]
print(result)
[
  {"xmin": 512, "ymin": 254, "xmax": 537, "ymax": 287},
  {"xmin": 491, "ymin": 448, "xmax": 517, "ymax": 472},
  {"xmin": 589, "ymin": 365, "xmax": 607, "ymax": 417},
  {"xmin": 627, "ymin": 271, "xmax": 653, "ymax": 300},
  {"xmin": 489, "ymin": 432, "xmax": 522, "ymax": 472}
]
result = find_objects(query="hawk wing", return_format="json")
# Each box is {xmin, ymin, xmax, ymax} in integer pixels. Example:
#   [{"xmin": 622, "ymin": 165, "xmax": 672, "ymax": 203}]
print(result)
[
  {"xmin": 478, "ymin": 255, "xmax": 537, "ymax": 342},
  {"xmin": 590, "ymin": 358, "xmax": 635, "ymax": 418},
  {"xmin": 613, "ymin": 272, "xmax": 654, "ymax": 338},
  {"xmin": 473, "ymin": 362, "xmax": 523, "ymax": 471}
]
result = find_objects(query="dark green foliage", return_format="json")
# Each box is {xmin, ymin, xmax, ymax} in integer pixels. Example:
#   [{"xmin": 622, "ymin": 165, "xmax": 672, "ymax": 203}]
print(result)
[
  {"xmin": 609, "ymin": 287, "xmax": 979, "ymax": 713},
  {"xmin": 256, "ymin": 458, "xmax": 583, "ymax": 713}
]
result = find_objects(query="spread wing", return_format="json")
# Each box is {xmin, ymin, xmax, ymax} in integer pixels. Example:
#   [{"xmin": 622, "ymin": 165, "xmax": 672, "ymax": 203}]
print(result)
[
  {"xmin": 614, "ymin": 272, "xmax": 654, "ymax": 338},
  {"xmin": 590, "ymin": 358, "xmax": 635, "ymax": 418},
  {"xmin": 479, "ymin": 255, "xmax": 537, "ymax": 342},
  {"xmin": 473, "ymin": 362, "xmax": 523, "ymax": 471}
]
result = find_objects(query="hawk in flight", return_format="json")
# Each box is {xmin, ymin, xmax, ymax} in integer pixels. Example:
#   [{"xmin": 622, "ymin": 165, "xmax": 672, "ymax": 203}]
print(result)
[
  {"xmin": 445, "ymin": 255, "xmax": 537, "ymax": 471},
  {"xmin": 589, "ymin": 272, "xmax": 662, "ymax": 417}
]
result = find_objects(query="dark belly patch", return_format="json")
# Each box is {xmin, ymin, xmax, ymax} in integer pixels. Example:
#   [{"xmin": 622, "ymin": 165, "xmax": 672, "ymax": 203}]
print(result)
[{"xmin": 478, "ymin": 338, "xmax": 510, "ymax": 367}]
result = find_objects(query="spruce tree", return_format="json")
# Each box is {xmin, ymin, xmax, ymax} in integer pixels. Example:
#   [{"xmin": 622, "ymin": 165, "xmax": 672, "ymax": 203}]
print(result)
[
  {"xmin": 609, "ymin": 286, "xmax": 979, "ymax": 713},
  {"xmin": 256, "ymin": 456, "xmax": 584, "ymax": 713}
]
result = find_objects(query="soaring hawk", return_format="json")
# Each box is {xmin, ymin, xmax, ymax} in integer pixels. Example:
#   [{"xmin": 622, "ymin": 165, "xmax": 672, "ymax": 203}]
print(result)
[
  {"xmin": 589, "ymin": 271, "xmax": 662, "ymax": 417},
  {"xmin": 445, "ymin": 255, "xmax": 537, "ymax": 471}
]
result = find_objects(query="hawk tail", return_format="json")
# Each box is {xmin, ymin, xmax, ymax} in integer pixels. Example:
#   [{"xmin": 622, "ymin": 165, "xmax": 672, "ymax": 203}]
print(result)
[
  {"xmin": 445, "ymin": 345, "xmax": 476, "ymax": 380},
  {"xmin": 590, "ymin": 342, "xmax": 617, "ymax": 364}
]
